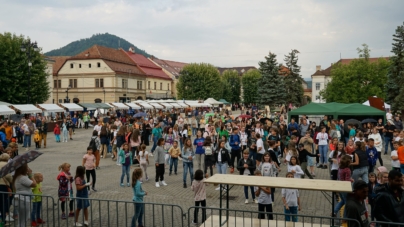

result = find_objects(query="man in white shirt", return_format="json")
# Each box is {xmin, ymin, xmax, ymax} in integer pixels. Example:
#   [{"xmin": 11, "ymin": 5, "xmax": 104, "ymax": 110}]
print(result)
[
  {"xmin": 255, "ymin": 123, "xmax": 264, "ymax": 137},
  {"xmin": 256, "ymin": 133, "xmax": 264, "ymax": 167},
  {"xmin": 93, "ymin": 121, "xmax": 102, "ymax": 133},
  {"xmin": 386, "ymin": 110, "xmax": 392, "ymax": 120}
]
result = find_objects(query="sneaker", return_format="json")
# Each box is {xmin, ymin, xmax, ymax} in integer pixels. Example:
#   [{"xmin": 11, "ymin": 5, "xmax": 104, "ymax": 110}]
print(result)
[
  {"xmin": 84, "ymin": 221, "xmax": 89, "ymax": 226},
  {"xmin": 254, "ymin": 199, "xmax": 258, "ymax": 204},
  {"xmin": 5, "ymin": 215, "xmax": 14, "ymax": 222},
  {"xmin": 127, "ymin": 183, "xmax": 130, "ymax": 187},
  {"xmin": 183, "ymin": 183, "xmax": 187, "ymax": 188},
  {"xmin": 31, "ymin": 221, "xmax": 38, "ymax": 226},
  {"xmin": 74, "ymin": 222, "xmax": 83, "ymax": 226},
  {"xmin": 92, "ymin": 187, "xmax": 97, "ymax": 192},
  {"xmin": 322, "ymin": 165, "xmax": 328, "ymax": 169},
  {"xmin": 245, "ymin": 199, "xmax": 249, "ymax": 204},
  {"xmin": 101, "ymin": 155, "xmax": 103, "ymax": 158},
  {"xmin": 68, "ymin": 212, "xmax": 75, "ymax": 217},
  {"xmin": 70, "ymin": 138, "xmax": 73, "ymax": 140},
  {"xmin": 317, "ymin": 164, "xmax": 323, "ymax": 168},
  {"xmin": 88, "ymin": 190, "xmax": 91, "ymax": 195},
  {"xmin": 149, "ymin": 153, "xmax": 154, "ymax": 157},
  {"xmin": 36, "ymin": 218, "xmax": 45, "ymax": 224},
  {"xmin": 311, "ymin": 173, "xmax": 316, "ymax": 177},
  {"xmin": 111, "ymin": 155, "xmax": 114, "ymax": 159},
  {"xmin": 146, "ymin": 177, "xmax": 149, "ymax": 181},
  {"xmin": 61, "ymin": 213, "xmax": 66, "ymax": 220},
  {"xmin": 155, "ymin": 182, "xmax": 160, "ymax": 188},
  {"xmin": 161, "ymin": 181, "xmax": 167, "ymax": 186},
  {"xmin": 192, "ymin": 220, "xmax": 198, "ymax": 225},
  {"xmin": 117, "ymin": 164, "xmax": 121, "ymax": 166},
  {"xmin": 120, "ymin": 183, "xmax": 124, "ymax": 187}
]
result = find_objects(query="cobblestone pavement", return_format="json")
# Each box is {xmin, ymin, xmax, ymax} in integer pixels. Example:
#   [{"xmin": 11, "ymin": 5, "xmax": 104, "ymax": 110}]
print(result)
[{"xmin": 18, "ymin": 118, "xmax": 391, "ymax": 227}]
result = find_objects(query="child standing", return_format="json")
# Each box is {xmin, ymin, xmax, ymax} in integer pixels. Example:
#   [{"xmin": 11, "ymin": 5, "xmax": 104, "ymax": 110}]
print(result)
[
  {"xmin": 34, "ymin": 129, "xmax": 41, "ymax": 149},
  {"xmin": 168, "ymin": 141, "xmax": 181, "ymax": 175},
  {"xmin": 82, "ymin": 146, "xmax": 97, "ymax": 193},
  {"xmin": 155, "ymin": 138, "xmax": 167, "ymax": 187},
  {"xmin": 332, "ymin": 155, "xmax": 353, "ymax": 216},
  {"xmin": 74, "ymin": 166, "xmax": 91, "ymax": 227},
  {"xmin": 391, "ymin": 141, "xmax": 401, "ymax": 172},
  {"xmin": 367, "ymin": 172, "xmax": 378, "ymax": 222},
  {"xmin": 118, "ymin": 143, "xmax": 133, "ymax": 187},
  {"xmin": 282, "ymin": 172, "xmax": 301, "ymax": 222},
  {"xmin": 287, "ymin": 156, "xmax": 304, "ymax": 178},
  {"xmin": 202, "ymin": 136, "xmax": 215, "ymax": 177},
  {"xmin": 254, "ymin": 170, "xmax": 273, "ymax": 220},
  {"xmin": 131, "ymin": 168, "xmax": 147, "ymax": 227},
  {"xmin": 237, "ymin": 149, "xmax": 256, "ymax": 204},
  {"xmin": 31, "ymin": 173, "xmax": 45, "ymax": 226},
  {"xmin": 54, "ymin": 124, "xmax": 61, "ymax": 142},
  {"xmin": 191, "ymin": 170, "xmax": 208, "ymax": 225},
  {"xmin": 138, "ymin": 144, "xmax": 149, "ymax": 182},
  {"xmin": 57, "ymin": 163, "xmax": 74, "ymax": 219}
]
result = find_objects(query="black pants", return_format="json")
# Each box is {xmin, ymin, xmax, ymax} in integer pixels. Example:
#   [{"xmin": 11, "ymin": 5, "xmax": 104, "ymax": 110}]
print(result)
[
  {"xmin": 86, "ymin": 169, "xmax": 96, "ymax": 189},
  {"xmin": 84, "ymin": 122, "xmax": 89, "ymax": 129},
  {"xmin": 194, "ymin": 199, "xmax": 206, "ymax": 223},
  {"xmin": 315, "ymin": 149, "xmax": 320, "ymax": 163},
  {"xmin": 131, "ymin": 146, "xmax": 138, "ymax": 164},
  {"xmin": 270, "ymin": 187, "xmax": 275, "ymax": 202},
  {"xmin": 230, "ymin": 149, "xmax": 241, "ymax": 168},
  {"xmin": 17, "ymin": 134, "xmax": 23, "ymax": 144},
  {"xmin": 0, "ymin": 185, "xmax": 10, "ymax": 224},
  {"xmin": 155, "ymin": 164, "xmax": 165, "ymax": 182},
  {"xmin": 377, "ymin": 152, "xmax": 383, "ymax": 166},
  {"xmin": 258, "ymin": 203, "xmax": 273, "ymax": 220},
  {"xmin": 204, "ymin": 155, "xmax": 214, "ymax": 176},
  {"xmin": 61, "ymin": 200, "xmax": 74, "ymax": 213},
  {"xmin": 331, "ymin": 169, "xmax": 338, "ymax": 180}
]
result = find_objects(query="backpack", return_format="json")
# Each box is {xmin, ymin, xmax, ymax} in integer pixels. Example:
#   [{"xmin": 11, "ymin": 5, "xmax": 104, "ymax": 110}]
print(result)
[
  {"xmin": 89, "ymin": 137, "xmax": 97, "ymax": 152},
  {"xmin": 204, "ymin": 146, "xmax": 213, "ymax": 155}
]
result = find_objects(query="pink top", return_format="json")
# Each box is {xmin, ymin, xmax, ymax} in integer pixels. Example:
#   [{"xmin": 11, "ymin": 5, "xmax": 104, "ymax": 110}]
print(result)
[
  {"xmin": 338, "ymin": 167, "xmax": 351, "ymax": 181},
  {"xmin": 191, "ymin": 179, "xmax": 207, "ymax": 201},
  {"xmin": 130, "ymin": 136, "xmax": 141, "ymax": 148},
  {"xmin": 83, "ymin": 154, "xmax": 95, "ymax": 170}
]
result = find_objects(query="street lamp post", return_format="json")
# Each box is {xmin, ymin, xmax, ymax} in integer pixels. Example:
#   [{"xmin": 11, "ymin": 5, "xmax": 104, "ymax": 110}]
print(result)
[
  {"xmin": 20, "ymin": 40, "xmax": 39, "ymax": 104},
  {"xmin": 65, "ymin": 84, "xmax": 71, "ymax": 103},
  {"xmin": 103, "ymin": 87, "xmax": 106, "ymax": 102}
]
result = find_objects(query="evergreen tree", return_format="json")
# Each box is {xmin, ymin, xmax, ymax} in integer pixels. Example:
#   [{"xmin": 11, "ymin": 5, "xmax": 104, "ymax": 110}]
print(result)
[
  {"xmin": 386, "ymin": 22, "xmax": 404, "ymax": 113},
  {"xmin": 0, "ymin": 32, "xmax": 50, "ymax": 104},
  {"xmin": 242, "ymin": 69, "xmax": 261, "ymax": 104},
  {"xmin": 257, "ymin": 52, "xmax": 286, "ymax": 107},
  {"xmin": 283, "ymin": 49, "xmax": 304, "ymax": 106}
]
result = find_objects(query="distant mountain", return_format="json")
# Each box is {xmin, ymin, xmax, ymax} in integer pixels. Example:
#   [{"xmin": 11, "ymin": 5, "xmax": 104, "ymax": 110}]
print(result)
[{"xmin": 45, "ymin": 33, "xmax": 152, "ymax": 57}]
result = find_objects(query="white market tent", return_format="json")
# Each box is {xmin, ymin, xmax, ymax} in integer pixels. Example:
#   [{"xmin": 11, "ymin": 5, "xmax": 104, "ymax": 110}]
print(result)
[
  {"xmin": 176, "ymin": 101, "xmax": 189, "ymax": 108},
  {"xmin": 11, "ymin": 104, "xmax": 42, "ymax": 114},
  {"xmin": 157, "ymin": 102, "xmax": 173, "ymax": 109},
  {"xmin": 204, "ymin": 98, "xmax": 223, "ymax": 106},
  {"xmin": 133, "ymin": 101, "xmax": 154, "ymax": 109},
  {"xmin": 168, "ymin": 102, "xmax": 182, "ymax": 108},
  {"xmin": 0, "ymin": 101, "xmax": 11, "ymax": 106},
  {"xmin": 58, "ymin": 103, "xmax": 84, "ymax": 111},
  {"xmin": 124, "ymin": 103, "xmax": 141, "ymax": 110},
  {"xmin": 109, "ymin": 103, "xmax": 129, "ymax": 110},
  {"xmin": 0, "ymin": 105, "xmax": 16, "ymax": 115},
  {"xmin": 37, "ymin": 104, "xmax": 64, "ymax": 112},
  {"xmin": 148, "ymin": 103, "xmax": 164, "ymax": 109}
]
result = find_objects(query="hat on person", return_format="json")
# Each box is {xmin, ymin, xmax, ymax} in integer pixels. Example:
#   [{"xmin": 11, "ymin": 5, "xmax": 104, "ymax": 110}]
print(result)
[
  {"xmin": 377, "ymin": 166, "xmax": 388, "ymax": 173},
  {"xmin": 352, "ymin": 180, "xmax": 367, "ymax": 191},
  {"xmin": 388, "ymin": 119, "xmax": 394, "ymax": 125}
]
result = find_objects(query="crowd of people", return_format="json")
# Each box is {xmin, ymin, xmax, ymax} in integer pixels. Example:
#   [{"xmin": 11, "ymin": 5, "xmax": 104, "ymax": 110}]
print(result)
[{"xmin": 1, "ymin": 106, "xmax": 404, "ymax": 226}]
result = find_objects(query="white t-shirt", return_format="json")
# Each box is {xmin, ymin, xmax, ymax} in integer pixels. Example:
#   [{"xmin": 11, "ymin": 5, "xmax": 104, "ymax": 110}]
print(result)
[
  {"xmin": 386, "ymin": 112, "xmax": 393, "ymax": 120},
  {"xmin": 328, "ymin": 151, "xmax": 341, "ymax": 170},
  {"xmin": 138, "ymin": 151, "xmax": 149, "ymax": 162},
  {"xmin": 94, "ymin": 125, "xmax": 102, "ymax": 132},
  {"xmin": 316, "ymin": 132, "xmax": 328, "ymax": 145},
  {"xmin": 287, "ymin": 165, "xmax": 304, "ymax": 178},
  {"xmin": 256, "ymin": 138, "xmax": 264, "ymax": 154},
  {"xmin": 391, "ymin": 150, "xmax": 400, "ymax": 168},
  {"xmin": 255, "ymin": 128, "xmax": 264, "ymax": 137}
]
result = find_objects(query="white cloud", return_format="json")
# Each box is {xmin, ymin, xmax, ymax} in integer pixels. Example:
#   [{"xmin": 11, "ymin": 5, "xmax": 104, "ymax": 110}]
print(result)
[{"xmin": 0, "ymin": 0, "xmax": 402, "ymax": 78}]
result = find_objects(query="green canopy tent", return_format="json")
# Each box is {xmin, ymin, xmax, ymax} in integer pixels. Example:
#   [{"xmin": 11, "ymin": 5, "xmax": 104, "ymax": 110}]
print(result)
[
  {"xmin": 218, "ymin": 99, "xmax": 230, "ymax": 105},
  {"xmin": 288, "ymin": 102, "xmax": 385, "ymax": 122}
]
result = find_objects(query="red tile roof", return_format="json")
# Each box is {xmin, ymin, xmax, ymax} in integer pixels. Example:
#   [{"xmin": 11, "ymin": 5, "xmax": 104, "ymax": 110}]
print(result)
[
  {"xmin": 151, "ymin": 58, "xmax": 187, "ymax": 77},
  {"xmin": 312, "ymin": 57, "xmax": 389, "ymax": 77},
  {"xmin": 123, "ymin": 51, "xmax": 172, "ymax": 80},
  {"xmin": 49, "ymin": 56, "xmax": 71, "ymax": 76}
]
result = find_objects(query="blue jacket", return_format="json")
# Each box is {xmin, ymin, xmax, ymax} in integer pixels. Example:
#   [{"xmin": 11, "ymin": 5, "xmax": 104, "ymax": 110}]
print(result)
[
  {"xmin": 0, "ymin": 131, "xmax": 7, "ymax": 147},
  {"xmin": 366, "ymin": 146, "xmax": 378, "ymax": 166},
  {"xmin": 229, "ymin": 134, "xmax": 241, "ymax": 150},
  {"xmin": 118, "ymin": 149, "xmax": 133, "ymax": 166},
  {"xmin": 132, "ymin": 180, "xmax": 145, "ymax": 202},
  {"xmin": 287, "ymin": 122, "xmax": 298, "ymax": 134}
]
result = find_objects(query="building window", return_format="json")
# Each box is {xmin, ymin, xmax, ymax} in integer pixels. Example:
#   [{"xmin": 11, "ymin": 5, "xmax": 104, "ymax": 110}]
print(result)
[
  {"xmin": 154, "ymin": 82, "xmax": 156, "ymax": 90},
  {"xmin": 59, "ymin": 99, "xmax": 63, "ymax": 103},
  {"xmin": 70, "ymin": 63, "xmax": 73, "ymax": 68},
  {"xmin": 167, "ymin": 83, "xmax": 170, "ymax": 91},
  {"xmin": 137, "ymin": 81, "xmax": 142, "ymax": 90},
  {"xmin": 316, "ymin": 95, "xmax": 320, "ymax": 100},
  {"xmin": 95, "ymin": 79, "xmax": 104, "ymax": 88},
  {"xmin": 122, "ymin": 79, "xmax": 128, "ymax": 88},
  {"xmin": 89, "ymin": 63, "xmax": 92, "ymax": 68},
  {"xmin": 160, "ymin": 83, "xmax": 162, "ymax": 90},
  {"xmin": 69, "ymin": 79, "xmax": 77, "ymax": 88},
  {"xmin": 97, "ymin": 62, "xmax": 101, "ymax": 68},
  {"xmin": 53, "ymin": 80, "xmax": 61, "ymax": 88},
  {"xmin": 315, "ymin": 83, "xmax": 320, "ymax": 90},
  {"xmin": 79, "ymin": 64, "xmax": 82, "ymax": 68},
  {"xmin": 148, "ymin": 81, "xmax": 150, "ymax": 89}
]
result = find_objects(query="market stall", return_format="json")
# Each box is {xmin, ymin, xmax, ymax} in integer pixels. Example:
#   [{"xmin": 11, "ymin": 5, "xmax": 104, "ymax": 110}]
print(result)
[
  {"xmin": 133, "ymin": 101, "xmax": 154, "ymax": 109},
  {"xmin": 109, "ymin": 103, "xmax": 129, "ymax": 110},
  {"xmin": 0, "ymin": 105, "xmax": 16, "ymax": 115},
  {"xmin": 58, "ymin": 103, "xmax": 84, "ymax": 112},
  {"xmin": 124, "ymin": 103, "xmax": 142, "ymax": 110},
  {"xmin": 10, "ymin": 104, "xmax": 42, "ymax": 114}
]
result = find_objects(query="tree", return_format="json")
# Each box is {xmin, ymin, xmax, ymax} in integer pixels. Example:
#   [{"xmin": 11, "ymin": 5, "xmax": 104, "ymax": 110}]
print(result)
[
  {"xmin": 386, "ymin": 22, "xmax": 404, "ymax": 114},
  {"xmin": 257, "ymin": 52, "xmax": 286, "ymax": 106},
  {"xmin": 283, "ymin": 49, "xmax": 304, "ymax": 106},
  {"xmin": 0, "ymin": 32, "xmax": 51, "ymax": 104},
  {"xmin": 357, "ymin": 43, "xmax": 371, "ymax": 60},
  {"xmin": 221, "ymin": 70, "xmax": 241, "ymax": 103},
  {"xmin": 242, "ymin": 69, "xmax": 262, "ymax": 104},
  {"xmin": 320, "ymin": 45, "xmax": 390, "ymax": 103},
  {"xmin": 176, "ymin": 63, "xmax": 222, "ymax": 100}
]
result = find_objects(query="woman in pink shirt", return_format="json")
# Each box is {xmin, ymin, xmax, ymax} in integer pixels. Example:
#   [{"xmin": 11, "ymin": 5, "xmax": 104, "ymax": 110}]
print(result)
[{"xmin": 82, "ymin": 146, "xmax": 97, "ymax": 192}]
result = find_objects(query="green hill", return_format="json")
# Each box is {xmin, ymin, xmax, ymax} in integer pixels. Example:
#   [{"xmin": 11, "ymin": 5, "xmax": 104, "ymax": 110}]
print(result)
[{"xmin": 45, "ymin": 33, "xmax": 152, "ymax": 57}]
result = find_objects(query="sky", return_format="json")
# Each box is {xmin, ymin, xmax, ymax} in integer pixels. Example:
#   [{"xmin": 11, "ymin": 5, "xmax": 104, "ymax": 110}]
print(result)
[{"xmin": 1, "ymin": 0, "xmax": 403, "ymax": 78}]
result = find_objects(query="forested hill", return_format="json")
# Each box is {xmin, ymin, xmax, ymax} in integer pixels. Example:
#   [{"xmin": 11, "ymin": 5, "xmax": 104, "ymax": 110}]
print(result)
[{"xmin": 45, "ymin": 33, "xmax": 152, "ymax": 57}]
